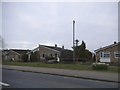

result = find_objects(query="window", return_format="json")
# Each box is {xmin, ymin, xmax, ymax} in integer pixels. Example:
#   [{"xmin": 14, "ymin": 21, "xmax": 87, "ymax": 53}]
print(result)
[
  {"xmin": 104, "ymin": 53, "xmax": 110, "ymax": 58},
  {"xmin": 100, "ymin": 52, "xmax": 110, "ymax": 58},
  {"xmin": 100, "ymin": 52, "xmax": 103, "ymax": 57},
  {"xmin": 114, "ymin": 51, "xmax": 120, "ymax": 58},
  {"xmin": 42, "ymin": 54, "xmax": 45, "ymax": 57}
]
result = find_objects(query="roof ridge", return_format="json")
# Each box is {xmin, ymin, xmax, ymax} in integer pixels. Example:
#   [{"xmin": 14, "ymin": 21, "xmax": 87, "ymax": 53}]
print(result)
[
  {"xmin": 10, "ymin": 49, "xmax": 21, "ymax": 55},
  {"xmin": 95, "ymin": 42, "xmax": 119, "ymax": 52}
]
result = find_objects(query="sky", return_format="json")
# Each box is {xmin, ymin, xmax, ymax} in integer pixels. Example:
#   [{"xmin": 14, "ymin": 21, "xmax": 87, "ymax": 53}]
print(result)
[{"xmin": 2, "ymin": 2, "xmax": 118, "ymax": 52}]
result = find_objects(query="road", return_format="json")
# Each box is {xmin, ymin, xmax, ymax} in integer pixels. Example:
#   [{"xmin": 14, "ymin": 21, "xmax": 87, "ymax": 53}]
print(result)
[{"xmin": 2, "ymin": 69, "xmax": 118, "ymax": 88}]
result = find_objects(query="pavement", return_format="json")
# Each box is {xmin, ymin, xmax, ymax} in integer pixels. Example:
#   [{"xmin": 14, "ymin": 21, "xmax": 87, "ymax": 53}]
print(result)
[{"xmin": 2, "ymin": 65, "xmax": 119, "ymax": 83}]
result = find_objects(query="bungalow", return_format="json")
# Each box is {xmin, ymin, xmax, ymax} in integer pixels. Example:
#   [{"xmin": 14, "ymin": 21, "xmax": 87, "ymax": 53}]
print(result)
[
  {"xmin": 94, "ymin": 42, "xmax": 120, "ymax": 63},
  {"xmin": 27, "ymin": 44, "xmax": 73, "ymax": 63},
  {"xmin": 2, "ymin": 49, "xmax": 30, "ymax": 61}
]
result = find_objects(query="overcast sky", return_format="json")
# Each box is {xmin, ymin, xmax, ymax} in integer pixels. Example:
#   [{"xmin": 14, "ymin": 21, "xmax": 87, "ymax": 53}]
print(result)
[{"xmin": 2, "ymin": 2, "xmax": 118, "ymax": 52}]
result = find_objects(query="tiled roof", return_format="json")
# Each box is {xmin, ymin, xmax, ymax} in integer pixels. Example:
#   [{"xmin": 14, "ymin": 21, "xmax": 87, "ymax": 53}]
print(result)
[
  {"xmin": 2, "ymin": 49, "xmax": 31, "ymax": 55},
  {"xmin": 43, "ymin": 45, "xmax": 64, "ymax": 52},
  {"xmin": 42, "ymin": 45, "xmax": 73, "ymax": 52},
  {"xmin": 11, "ymin": 49, "xmax": 31, "ymax": 54},
  {"xmin": 94, "ymin": 42, "xmax": 120, "ymax": 52},
  {"xmin": 26, "ymin": 44, "xmax": 73, "ymax": 54}
]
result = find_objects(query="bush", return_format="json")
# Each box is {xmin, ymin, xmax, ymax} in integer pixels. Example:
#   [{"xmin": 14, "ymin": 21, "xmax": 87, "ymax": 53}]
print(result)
[
  {"xmin": 92, "ymin": 63, "xmax": 109, "ymax": 70},
  {"xmin": 30, "ymin": 52, "xmax": 38, "ymax": 62},
  {"xmin": 22, "ymin": 54, "xmax": 28, "ymax": 62}
]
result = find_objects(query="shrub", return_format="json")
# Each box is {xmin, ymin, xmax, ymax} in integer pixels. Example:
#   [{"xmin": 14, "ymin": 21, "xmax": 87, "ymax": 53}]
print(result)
[
  {"xmin": 30, "ymin": 52, "xmax": 38, "ymax": 62},
  {"xmin": 22, "ymin": 54, "xmax": 28, "ymax": 62},
  {"xmin": 92, "ymin": 63, "xmax": 109, "ymax": 70}
]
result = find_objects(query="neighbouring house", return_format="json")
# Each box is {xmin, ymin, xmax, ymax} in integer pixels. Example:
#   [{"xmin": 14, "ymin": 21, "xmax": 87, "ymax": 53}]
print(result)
[
  {"xmin": 2, "ymin": 49, "xmax": 30, "ymax": 61},
  {"xmin": 94, "ymin": 42, "xmax": 120, "ymax": 63},
  {"xmin": 27, "ymin": 44, "xmax": 73, "ymax": 63}
]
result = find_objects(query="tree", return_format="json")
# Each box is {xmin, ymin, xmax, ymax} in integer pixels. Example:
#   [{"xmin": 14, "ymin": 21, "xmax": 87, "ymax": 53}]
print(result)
[
  {"xmin": 30, "ymin": 52, "xmax": 36, "ymax": 62},
  {"xmin": 79, "ymin": 40, "xmax": 86, "ymax": 50},
  {"xmin": 74, "ymin": 40, "xmax": 86, "ymax": 58},
  {"xmin": 75, "ymin": 39, "xmax": 79, "ymax": 46},
  {"xmin": 30, "ymin": 51, "xmax": 39, "ymax": 62},
  {"xmin": 74, "ymin": 41, "xmax": 92, "ymax": 63}
]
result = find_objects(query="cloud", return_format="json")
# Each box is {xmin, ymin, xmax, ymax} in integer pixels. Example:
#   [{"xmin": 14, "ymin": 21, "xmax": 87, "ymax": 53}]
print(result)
[
  {"xmin": 16, "ymin": 12, "xmax": 41, "ymax": 30},
  {"xmin": 6, "ymin": 41, "xmax": 34, "ymax": 49},
  {"xmin": 2, "ymin": 2, "xmax": 118, "ymax": 52}
]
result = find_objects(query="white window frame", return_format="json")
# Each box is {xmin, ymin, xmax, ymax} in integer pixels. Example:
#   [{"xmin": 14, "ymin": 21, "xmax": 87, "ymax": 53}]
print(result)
[
  {"xmin": 114, "ymin": 51, "xmax": 120, "ymax": 58},
  {"xmin": 100, "ymin": 52, "xmax": 110, "ymax": 58}
]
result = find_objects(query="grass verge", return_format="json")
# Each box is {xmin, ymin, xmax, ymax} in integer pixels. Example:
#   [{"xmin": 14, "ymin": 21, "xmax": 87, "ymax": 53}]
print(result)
[{"xmin": 3, "ymin": 61, "xmax": 119, "ymax": 73}]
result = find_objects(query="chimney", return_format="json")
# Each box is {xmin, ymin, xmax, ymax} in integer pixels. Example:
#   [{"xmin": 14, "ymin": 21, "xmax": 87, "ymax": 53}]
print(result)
[
  {"xmin": 55, "ymin": 44, "xmax": 57, "ymax": 48},
  {"xmin": 114, "ymin": 41, "xmax": 117, "ymax": 44},
  {"xmin": 62, "ymin": 46, "xmax": 64, "ymax": 49}
]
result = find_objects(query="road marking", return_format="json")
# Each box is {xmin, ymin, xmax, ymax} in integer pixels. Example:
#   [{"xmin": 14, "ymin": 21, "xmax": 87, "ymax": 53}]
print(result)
[{"xmin": 0, "ymin": 82, "xmax": 10, "ymax": 87}]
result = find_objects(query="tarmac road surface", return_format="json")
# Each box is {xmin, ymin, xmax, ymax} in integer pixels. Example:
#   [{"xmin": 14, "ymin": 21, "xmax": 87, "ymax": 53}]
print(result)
[{"xmin": 2, "ymin": 69, "xmax": 118, "ymax": 88}]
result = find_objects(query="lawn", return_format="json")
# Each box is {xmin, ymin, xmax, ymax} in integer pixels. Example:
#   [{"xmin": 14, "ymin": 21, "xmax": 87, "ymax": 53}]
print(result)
[{"xmin": 2, "ymin": 61, "xmax": 119, "ymax": 73}]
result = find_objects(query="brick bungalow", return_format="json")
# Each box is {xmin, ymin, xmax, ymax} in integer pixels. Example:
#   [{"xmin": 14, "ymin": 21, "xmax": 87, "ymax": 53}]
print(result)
[
  {"xmin": 27, "ymin": 44, "xmax": 73, "ymax": 63},
  {"xmin": 2, "ymin": 49, "xmax": 30, "ymax": 61},
  {"xmin": 94, "ymin": 42, "xmax": 120, "ymax": 63}
]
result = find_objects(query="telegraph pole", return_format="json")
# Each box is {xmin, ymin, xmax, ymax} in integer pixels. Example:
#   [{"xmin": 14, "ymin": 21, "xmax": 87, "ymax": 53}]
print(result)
[{"xmin": 73, "ymin": 20, "xmax": 75, "ymax": 64}]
